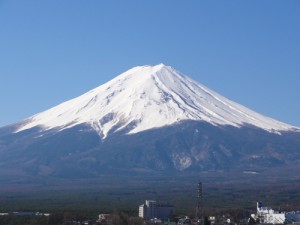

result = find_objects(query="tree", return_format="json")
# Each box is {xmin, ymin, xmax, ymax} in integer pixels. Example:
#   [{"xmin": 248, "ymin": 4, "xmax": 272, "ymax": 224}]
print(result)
[
  {"xmin": 248, "ymin": 217, "xmax": 256, "ymax": 225},
  {"xmin": 129, "ymin": 216, "xmax": 144, "ymax": 225},
  {"xmin": 48, "ymin": 213, "xmax": 64, "ymax": 225},
  {"xmin": 204, "ymin": 216, "xmax": 211, "ymax": 225}
]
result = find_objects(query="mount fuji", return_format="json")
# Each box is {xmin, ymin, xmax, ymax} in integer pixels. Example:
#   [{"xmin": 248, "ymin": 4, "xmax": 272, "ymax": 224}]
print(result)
[{"xmin": 0, "ymin": 64, "xmax": 300, "ymax": 180}]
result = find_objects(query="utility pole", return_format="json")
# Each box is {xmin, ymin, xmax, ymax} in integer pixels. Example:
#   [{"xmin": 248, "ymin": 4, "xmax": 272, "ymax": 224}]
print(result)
[{"xmin": 196, "ymin": 179, "xmax": 203, "ymax": 225}]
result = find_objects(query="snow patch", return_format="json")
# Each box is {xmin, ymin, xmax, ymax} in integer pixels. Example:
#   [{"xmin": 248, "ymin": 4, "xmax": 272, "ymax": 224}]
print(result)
[
  {"xmin": 172, "ymin": 153, "xmax": 192, "ymax": 171},
  {"xmin": 243, "ymin": 171, "xmax": 259, "ymax": 174}
]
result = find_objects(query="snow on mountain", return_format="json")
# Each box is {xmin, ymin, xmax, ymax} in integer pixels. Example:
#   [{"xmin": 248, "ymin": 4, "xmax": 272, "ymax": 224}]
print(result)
[{"xmin": 15, "ymin": 64, "xmax": 299, "ymax": 138}]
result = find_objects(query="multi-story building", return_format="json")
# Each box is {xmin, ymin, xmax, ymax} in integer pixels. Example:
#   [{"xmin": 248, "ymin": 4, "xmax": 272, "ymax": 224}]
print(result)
[
  {"xmin": 251, "ymin": 202, "xmax": 300, "ymax": 224},
  {"xmin": 139, "ymin": 200, "xmax": 174, "ymax": 220}
]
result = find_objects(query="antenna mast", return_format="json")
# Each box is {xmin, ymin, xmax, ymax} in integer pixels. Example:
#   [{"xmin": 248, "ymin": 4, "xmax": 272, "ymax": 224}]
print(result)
[{"xmin": 196, "ymin": 179, "xmax": 203, "ymax": 224}]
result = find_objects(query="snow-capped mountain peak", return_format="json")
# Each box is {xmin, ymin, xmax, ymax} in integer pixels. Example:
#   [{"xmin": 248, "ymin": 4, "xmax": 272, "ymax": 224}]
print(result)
[{"xmin": 16, "ymin": 64, "xmax": 299, "ymax": 138}]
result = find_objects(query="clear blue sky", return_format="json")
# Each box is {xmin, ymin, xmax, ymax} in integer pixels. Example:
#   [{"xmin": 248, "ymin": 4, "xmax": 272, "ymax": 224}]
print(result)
[{"xmin": 0, "ymin": 0, "xmax": 299, "ymax": 127}]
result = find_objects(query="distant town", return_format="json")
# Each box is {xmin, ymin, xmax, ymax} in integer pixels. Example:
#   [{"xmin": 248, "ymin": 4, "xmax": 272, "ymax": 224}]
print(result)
[{"xmin": 1, "ymin": 200, "xmax": 300, "ymax": 225}]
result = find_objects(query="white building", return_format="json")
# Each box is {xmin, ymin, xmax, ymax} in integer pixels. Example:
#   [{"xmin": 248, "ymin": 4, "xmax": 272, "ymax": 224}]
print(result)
[
  {"xmin": 139, "ymin": 200, "xmax": 174, "ymax": 220},
  {"xmin": 251, "ymin": 202, "xmax": 300, "ymax": 224},
  {"xmin": 139, "ymin": 204, "xmax": 145, "ymax": 218},
  {"xmin": 97, "ymin": 213, "xmax": 112, "ymax": 224}
]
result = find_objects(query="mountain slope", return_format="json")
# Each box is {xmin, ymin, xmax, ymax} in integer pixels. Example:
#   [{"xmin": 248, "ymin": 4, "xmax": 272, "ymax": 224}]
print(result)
[
  {"xmin": 0, "ymin": 64, "xmax": 299, "ymax": 181},
  {"xmin": 15, "ymin": 64, "xmax": 299, "ymax": 139}
]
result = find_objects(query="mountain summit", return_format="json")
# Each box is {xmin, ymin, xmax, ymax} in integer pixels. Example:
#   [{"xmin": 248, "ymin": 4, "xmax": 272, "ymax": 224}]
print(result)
[{"xmin": 16, "ymin": 64, "xmax": 298, "ymax": 139}]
